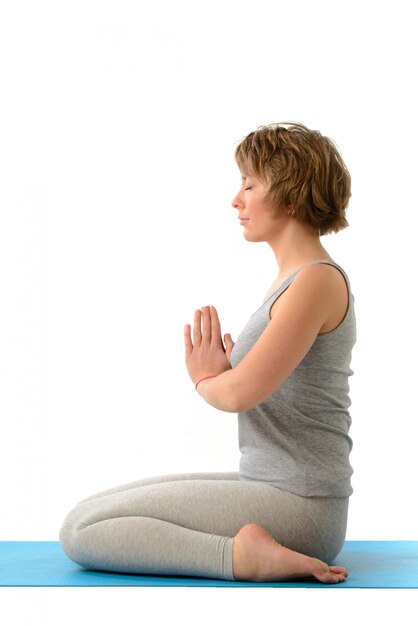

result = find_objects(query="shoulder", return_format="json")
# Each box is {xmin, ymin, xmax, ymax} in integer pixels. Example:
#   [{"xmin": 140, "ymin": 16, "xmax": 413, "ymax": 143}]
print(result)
[
  {"xmin": 270, "ymin": 262, "xmax": 346, "ymax": 320},
  {"xmin": 231, "ymin": 263, "xmax": 342, "ymax": 411},
  {"xmin": 269, "ymin": 262, "xmax": 349, "ymax": 335},
  {"xmin": 291, "ymin": 262, "xmax": 348, "ymax": 308},
  {"xmin": 293, "ymin": 261, "xmax": 346, "ymax": 289}
]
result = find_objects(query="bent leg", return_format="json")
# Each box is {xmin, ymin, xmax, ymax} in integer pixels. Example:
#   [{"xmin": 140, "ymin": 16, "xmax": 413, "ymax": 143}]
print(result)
[
  {"xmin": 77, "ymin": 471, "xmax": 239, "ymax": 504},
  {"xmin": 60, "ymin": 474, "xmax": 348, "ymax": 581}
]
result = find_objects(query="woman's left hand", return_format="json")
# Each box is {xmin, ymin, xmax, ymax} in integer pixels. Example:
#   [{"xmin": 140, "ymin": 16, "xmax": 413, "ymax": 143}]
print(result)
[{"xmin": 184, "ymin": 306, "xmax": 235, "ymax": 386}]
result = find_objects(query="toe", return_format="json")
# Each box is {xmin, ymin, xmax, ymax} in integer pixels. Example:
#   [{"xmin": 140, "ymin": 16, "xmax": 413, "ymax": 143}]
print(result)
[
  {"xmin": 330, "ymin": 565, "xmax": 348, "ymax": 578},
  {"xmin": 312, "ymin": 562, "xmax": 348, "ymax": 584}
]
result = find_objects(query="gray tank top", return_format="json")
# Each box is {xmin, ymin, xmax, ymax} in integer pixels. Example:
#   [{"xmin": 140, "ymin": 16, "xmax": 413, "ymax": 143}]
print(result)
[{"xmin": 230, "ymin": 260, "xmax": 356, "ymax": 498}]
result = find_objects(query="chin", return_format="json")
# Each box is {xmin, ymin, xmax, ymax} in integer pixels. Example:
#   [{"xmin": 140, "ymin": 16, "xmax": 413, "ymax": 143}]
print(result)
[{"xmin": 243, "ymin": 230, "xmax": 265, "ymax": 243}]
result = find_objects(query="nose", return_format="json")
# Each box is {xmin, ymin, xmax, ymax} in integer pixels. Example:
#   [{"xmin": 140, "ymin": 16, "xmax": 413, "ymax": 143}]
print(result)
[{"xmin": 231, "ymin": 189, "xmax": 243, "ymax": 209}]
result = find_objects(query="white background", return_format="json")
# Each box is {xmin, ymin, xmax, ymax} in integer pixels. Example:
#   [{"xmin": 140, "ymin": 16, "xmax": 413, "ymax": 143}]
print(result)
[{"xmin": 1, "ymin": 0, "xmax": 417, "ymax": 622}]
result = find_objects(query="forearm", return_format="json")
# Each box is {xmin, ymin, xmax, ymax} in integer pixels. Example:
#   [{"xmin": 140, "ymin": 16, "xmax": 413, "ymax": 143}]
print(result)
[{"xmin": 195, "ymin": 368, "xmax": 237, "ymax": 413}]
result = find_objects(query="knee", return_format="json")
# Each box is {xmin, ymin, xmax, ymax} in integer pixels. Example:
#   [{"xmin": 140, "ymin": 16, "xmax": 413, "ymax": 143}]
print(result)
[{"xmin": 59, "ymin": 503, "xmax": 90, "ymax": 567}]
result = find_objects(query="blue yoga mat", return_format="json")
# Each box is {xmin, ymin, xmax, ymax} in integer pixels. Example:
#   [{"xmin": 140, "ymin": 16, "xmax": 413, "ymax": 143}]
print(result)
[{"xmin": 1, "ymin": 541, "xmax": 417, "ymax": 587}]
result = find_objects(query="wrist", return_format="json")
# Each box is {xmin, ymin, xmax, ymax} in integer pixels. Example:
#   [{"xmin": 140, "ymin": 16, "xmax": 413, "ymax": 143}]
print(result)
[
  {"xmin": 193, "ymin": 369, "xmax": 237, "ymax": 413},
  {"xmin": 195, "ymin": 375, "xmax": 216, "ymax": 391}
]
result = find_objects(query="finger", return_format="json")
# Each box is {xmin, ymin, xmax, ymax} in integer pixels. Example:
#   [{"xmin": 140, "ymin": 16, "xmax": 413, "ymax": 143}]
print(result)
[
  {"xmin": 201, "ymin": 306, "xmax": 211, "ymax": 343},
  {"xmin": 210, "ymin": 306, "xmax": 222, "ymax": 345},
  {"xmin": 184, "ymin": 324, "xmax": 193, "ymax": 355},
  {"xmin": 224, "ymin": 333, "xmax": 235, "ymax": 358},
  {"xmin": 193, "ymin": 309, "xmax": 202, "ymax": 346}
]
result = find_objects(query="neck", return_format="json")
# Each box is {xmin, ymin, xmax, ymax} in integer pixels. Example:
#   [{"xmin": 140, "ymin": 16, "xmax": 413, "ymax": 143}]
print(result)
[{"xmin": 267, "ymin": 218, "xmax": 330, "ymax": 278}]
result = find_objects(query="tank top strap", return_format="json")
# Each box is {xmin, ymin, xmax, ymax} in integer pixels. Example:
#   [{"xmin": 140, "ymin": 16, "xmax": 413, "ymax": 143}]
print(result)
[
  {"xmin": 263, "ymin": 259, "xmax": 352, "ymax": 308},
  {"xmin": 290, "ymin": 259, "xmax": 351, "ymax": 290}
]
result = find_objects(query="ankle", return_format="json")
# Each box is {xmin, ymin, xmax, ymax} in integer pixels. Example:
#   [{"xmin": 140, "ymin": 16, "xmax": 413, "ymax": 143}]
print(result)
[{"xmin": 232, "ymin": 534, "xmax": 261, "ymax": 582}]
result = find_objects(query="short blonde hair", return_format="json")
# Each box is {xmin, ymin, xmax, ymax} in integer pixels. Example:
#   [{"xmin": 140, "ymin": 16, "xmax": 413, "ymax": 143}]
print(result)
[{"xmin": 234, "ymin": 122, "xmax": 351, "ymax": 236}]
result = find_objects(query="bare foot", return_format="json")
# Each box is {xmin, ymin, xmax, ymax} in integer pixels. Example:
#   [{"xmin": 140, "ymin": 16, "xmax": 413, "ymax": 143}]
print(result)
[{"xmin": 232, "ymin": 523, "xmax": 348, "ymax": 584}]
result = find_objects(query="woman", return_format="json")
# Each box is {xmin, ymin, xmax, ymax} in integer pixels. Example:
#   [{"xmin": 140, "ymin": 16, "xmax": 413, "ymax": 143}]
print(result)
[{"xmin": 60, "ymin": 122, "xmax": 355, "ymax": 584}]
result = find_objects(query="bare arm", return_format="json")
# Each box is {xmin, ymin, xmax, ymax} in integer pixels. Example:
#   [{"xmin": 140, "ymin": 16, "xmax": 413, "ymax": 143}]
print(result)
[{"xmin": 185, "ymin": 264, "xmax": 337, "ymax": 413}]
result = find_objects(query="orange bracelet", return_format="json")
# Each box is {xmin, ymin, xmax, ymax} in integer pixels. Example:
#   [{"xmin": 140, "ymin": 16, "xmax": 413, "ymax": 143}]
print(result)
[{"xmin": 195, "ymin": 376, "xmax": 215, "ymax": 391}]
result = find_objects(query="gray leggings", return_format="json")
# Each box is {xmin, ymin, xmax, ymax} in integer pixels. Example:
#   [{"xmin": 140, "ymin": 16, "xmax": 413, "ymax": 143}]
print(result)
[{"xmin": 59, "ymin": 471, "xmax": 349, "ymax": 581}]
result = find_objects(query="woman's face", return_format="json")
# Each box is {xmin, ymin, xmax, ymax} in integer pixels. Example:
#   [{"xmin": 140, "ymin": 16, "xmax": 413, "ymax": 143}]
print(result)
[{"xmin": 231, "ymin": 175, "xmax": 286, "ymax": 243}]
